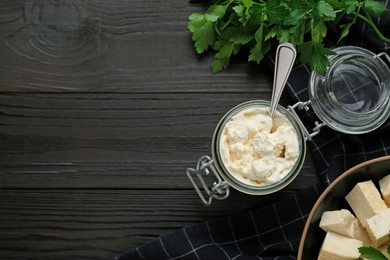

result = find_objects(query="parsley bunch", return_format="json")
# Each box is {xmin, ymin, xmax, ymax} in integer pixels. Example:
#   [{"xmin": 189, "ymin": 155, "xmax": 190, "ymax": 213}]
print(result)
[{"xmin": 188, "ymin": 0, "xmax": 389, "ymax": 75}]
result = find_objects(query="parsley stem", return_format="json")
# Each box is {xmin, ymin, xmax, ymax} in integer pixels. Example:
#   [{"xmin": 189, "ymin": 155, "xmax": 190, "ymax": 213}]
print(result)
[
  {"xmin": 220, "ymin": 15, "xmax": 233, "ymax": 31},
  {"xmin": 353, "ymin": 11, "xmax": 390, "ymax": 43}
]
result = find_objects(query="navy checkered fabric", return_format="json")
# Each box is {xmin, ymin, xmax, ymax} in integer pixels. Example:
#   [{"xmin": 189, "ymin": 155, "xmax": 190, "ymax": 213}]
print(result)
[{"xmin": 115, "ymin": 3, "xmax": 390, "ymax": 260}]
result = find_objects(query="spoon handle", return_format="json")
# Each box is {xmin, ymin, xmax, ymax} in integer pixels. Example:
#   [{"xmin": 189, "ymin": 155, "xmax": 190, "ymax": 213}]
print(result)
[{"xmin": 269, "ymin": 43, "xmax": 297, "ymax": 119}]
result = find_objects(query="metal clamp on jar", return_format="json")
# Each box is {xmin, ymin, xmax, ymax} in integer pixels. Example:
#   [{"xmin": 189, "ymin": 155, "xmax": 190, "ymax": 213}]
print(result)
[{"xmin": 187, "ymin": 45, "xmax": 390, "ymax": 205}]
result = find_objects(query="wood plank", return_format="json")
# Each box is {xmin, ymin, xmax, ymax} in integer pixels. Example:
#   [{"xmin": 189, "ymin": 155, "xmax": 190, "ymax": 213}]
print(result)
[
  {"xmin": 0, "ymin": 189, "xmax": 303, "ymax": 259},
  {"xmin": 0, "ymin": 93, "xmax": 318, "ymax": 189},
  {"xmin": 0, "ymin": 0, "xmax": 276, "ymax": 93}
]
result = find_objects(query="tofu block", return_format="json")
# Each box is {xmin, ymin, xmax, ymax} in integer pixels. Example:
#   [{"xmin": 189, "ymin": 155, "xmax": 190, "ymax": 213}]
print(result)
[
  {"xmin": 319, "ymin": 209, "xmax": 356, "ymax": 237},
  {"xmin": 379, "ymin": 174, "xmax": 390, "ymax": 206},
  {"xmin": 365, "ymin": 207, "xmax": 390, "ymax": 247},
  {"xmin": 318, "ymin": 231, "xmax": 363, "ymax": 260},
  {"xmin": 345, "ymin": 180, "xmax": 387, "ymax": 227},
  {"xmin": 350, "ymin": 219, "xmax": 371, "ymax": 246}
]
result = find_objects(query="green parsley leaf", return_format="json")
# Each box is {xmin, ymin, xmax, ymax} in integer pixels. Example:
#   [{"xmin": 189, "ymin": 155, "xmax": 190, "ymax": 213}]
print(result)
[
  {"xmin": 326, "ymin": 0, "xmax": 345, "ymax": 9},
  {"xmin": 221, "ymin": 26, "xmax": 254, "ymax": 45},
  {"xmin": 215, "ymin": 42, "xmax": 235, "ymax": 59},
  {"xmin": 364, "ymin": 0, "xmax": 387, "ymax": 17},
  {"xmin": 277, "ymin": 27, "xmax": 293, "ymax": 43},
  {"xmin": 299, "ymin": 42, "xmax": 335, "ymax": 75},
  {"xmin": 338, "ymin": 21, "xmax": 354, "ymax": 43},
  {"xmin": 249, "ymin": 40, "xmax": 271, "ymax": 63},
  {"xmin": 359, "ymin": 246, "xmax": 388, "ymax": 260},
  {"xmin": 188, "ymin": 13, "xmax": 205, "ymax": 33},
  {"xmin": 312, "ymin": 20, "xmax": 327, "ymax": 43},
  {"xmin": 290, "ymin": 21, "xmax": 306, "ymax": 45},
  {"xmin": 212, "ymin": 57, "xmax": 230, "ymax": 73},
  {"xmin": 188, "ymin": 15, "xmax": 215, "ymax": 54},
  {"xmin": 233, "ymin": 4, "xmax": 248, "ymax": 23},
  {"xmin": 298, "ymin": 41, "xmax": 313, "ymax": 64},
  {"xmin": 249, "ymin": 24, "xmax": 265, "ymax": 63},
  {"xmin": 205, "ymin": 5, "xmax": 227, "ymax": 22},
  {"xmin": 312, "ymin": 43, "xmax": 335, "ymax": 75},
  {"xmin": 284, "ymin": 6, "xmax": 308, "ymax": 26},
  {"xmin": 266, "ymin": 0, "xmax": 289, "ymax": 24},
  {"xmin": 265, "ymin": 25, "xmax": 279, "ymax": 41},
  {"xmin": 254, "ymin": 24, "xmax": 264, "ymax": 42},
  {"xmin": 248, "ymin": 5, "xmax": 266, "ymax": 26},
  {"xmin": 317, "ymin": 0, "xmax": 336, "ymax": 18},
  {"xmin": 345, "ymin": 0, "xmax": 359, "ymax": 13},
  {"xmin": 233, "ymin": 5, "xmax": 245, "ymax": 18},
  {"xmin": 242, "ymin": 0, "xmax": 253, "ymax": 8}
]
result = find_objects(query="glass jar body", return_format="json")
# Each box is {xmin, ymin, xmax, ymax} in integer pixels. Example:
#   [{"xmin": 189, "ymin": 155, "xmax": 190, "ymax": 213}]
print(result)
[
  {"xmin": 211, "ymin": 100, "xmax": 307, "ymax": 195},
  {"xmin": 309, "ymin": 46, "xmax": 390, "ymax": 134}
]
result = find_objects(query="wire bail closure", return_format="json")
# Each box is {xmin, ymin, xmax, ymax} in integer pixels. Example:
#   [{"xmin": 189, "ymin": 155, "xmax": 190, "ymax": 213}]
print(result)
[
  {"xmin": 186, "ymin": 155, "xmax": 230, "ymax": 206},
  {"xmin": 288, "ymin": 101, "xmax": 326, "ymax": 141}
]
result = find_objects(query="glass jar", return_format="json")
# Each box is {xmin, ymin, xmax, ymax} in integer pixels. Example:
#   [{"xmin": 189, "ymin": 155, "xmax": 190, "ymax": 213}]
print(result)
[
  {"xmin": 309, "ymin": 46, "xmax": 390, "ymax": 134},
  {"xmin": 187, "ymin": 46, "xmax": 390, "ymax": 205},
  {"xmin": 187, "ymin": 100, "xmax": 308, "ymax": 205}
]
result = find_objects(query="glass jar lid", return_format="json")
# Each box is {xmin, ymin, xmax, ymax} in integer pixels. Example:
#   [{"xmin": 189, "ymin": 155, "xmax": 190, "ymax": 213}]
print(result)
[{"xmin": 309, "ymin": 46, "xmax": 390, "ymax": 134}]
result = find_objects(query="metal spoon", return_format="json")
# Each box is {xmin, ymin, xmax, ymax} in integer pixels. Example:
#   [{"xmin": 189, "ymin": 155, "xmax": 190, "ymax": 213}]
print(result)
[{"xmin": 269, "ymin": 43, "xmax": 297, "ymax": 119}]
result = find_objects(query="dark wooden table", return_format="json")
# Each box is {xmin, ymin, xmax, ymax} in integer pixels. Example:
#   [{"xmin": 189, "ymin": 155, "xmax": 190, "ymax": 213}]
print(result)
[{"xmin": 0, "ymin": 1, "xmax": 320, "ymax": 259}]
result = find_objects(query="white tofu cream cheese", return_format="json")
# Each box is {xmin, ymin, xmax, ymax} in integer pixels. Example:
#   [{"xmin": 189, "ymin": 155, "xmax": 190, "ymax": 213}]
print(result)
[{"xmin": 219, "ymin": 106, "xmax": 300, "ymax": 186}]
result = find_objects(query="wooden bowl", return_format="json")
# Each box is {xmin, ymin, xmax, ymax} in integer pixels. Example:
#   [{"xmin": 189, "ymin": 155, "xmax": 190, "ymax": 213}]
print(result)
[{"xmin": 297, "ymin": 155, "xmax": 390, "ymax": 260}]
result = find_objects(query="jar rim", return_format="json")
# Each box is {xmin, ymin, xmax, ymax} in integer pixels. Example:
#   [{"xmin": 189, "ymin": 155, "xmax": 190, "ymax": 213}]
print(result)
[{"xmin": 211, "ymin": 100, "xmax": 307, "ymax": 195}]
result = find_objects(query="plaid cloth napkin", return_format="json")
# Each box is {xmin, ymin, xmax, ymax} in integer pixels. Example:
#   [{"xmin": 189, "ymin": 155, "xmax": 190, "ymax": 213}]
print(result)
[{"xmin": 115, "ymin": 4, "xmax": 390, "ymax": 260}]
